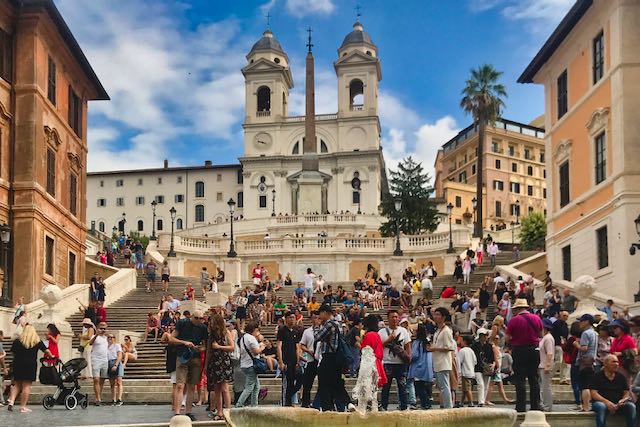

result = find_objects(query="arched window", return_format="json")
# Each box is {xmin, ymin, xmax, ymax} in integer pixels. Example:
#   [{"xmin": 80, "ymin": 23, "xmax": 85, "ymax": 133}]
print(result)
[
  {"xmin": 98, "ymin": 221, "xmax": 105, "ymax": 233},
  {"xmin": 320, "ymin": 140, "xmax": 328, "ymax": 153},
  {"xmin": 137, "ymin": 220, "xmax": 144, "ymax": 232},
  {"xmin": 257, "ymin": 86, "xmax": 271, "ymax": 112},
  {"xmin": 195, "ymin": 181, "xmax": 205, "ymax": 198},
  {"xmin": 195, "ymin": 204, "xmax": 205, "ymax": 222},
  {"xmin": 176, "ymin": 218, "xmax": 183, "ymax": 230},
  {"xmin": 292, "ymin": 141, "xmax": 299, "ymax": 155},
  {"xmin": 157, "ymin": 219, "xmax": 163, "ymax": 231},
  {"xmin": 349, "ymin": 79, "xmax": 364, "ymax": 110}
]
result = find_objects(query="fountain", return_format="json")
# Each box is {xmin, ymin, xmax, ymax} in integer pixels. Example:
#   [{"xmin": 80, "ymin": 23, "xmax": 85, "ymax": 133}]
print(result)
[{"xmin": 223, "ymin": 344, "xmax": 517, "ymax": 426}]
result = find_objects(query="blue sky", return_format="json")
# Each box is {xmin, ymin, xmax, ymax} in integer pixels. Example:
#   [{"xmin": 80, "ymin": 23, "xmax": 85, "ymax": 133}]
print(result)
[{"xmin": 55, "ymin": 0, "xmax": 574, "ymax": 174}]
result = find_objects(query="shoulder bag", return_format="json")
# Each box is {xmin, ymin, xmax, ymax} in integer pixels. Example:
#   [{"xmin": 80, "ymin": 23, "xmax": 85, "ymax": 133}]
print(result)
[{"xmin": 242, "ymin": 335, "xmax": 267, "ymax": 374}]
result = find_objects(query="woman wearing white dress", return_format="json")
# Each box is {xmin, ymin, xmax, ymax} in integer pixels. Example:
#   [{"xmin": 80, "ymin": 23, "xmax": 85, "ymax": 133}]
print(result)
[{"xmin": 314, "ymin": 274, "xmax": 326, "ymax": 293}]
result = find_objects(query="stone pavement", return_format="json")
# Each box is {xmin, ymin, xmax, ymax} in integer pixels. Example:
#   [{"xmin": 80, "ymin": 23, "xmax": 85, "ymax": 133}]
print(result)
[{"xmin": 0, "ymin": 403, "xmax": 583, "ymax": 427}]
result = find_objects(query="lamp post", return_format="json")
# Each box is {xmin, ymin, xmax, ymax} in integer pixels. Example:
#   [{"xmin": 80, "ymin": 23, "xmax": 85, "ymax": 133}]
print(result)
[
  {"xmin": 393, "ymin": 198, "xmax": 403, "ymax": 256},
  {"xmin": 120, "ymin": 212, "xmax": 126, "ymax": 235},
  {"xmin": 167, "ymin": 206, "xmax": 176, "ymax": 257},
  {"xmin": 0, "ymin": 224, "xmax": 11, "ymax": 307},
  {"xmin": 271, "ymin": 189, "xmax": 276, "ymax": 217},
  {"xmin": 511, "ymin": 221, "xmax": 516, "ymax": 245},
  {"xmin": 472, "ymin": 197, "xmax": 477, "ymax": 231},
  {"xmin": 632, "ymin": 215, "xmax": 640, "ymax": 302},
  {"xmin": 447, "ymin": 202, "xmax": 455, "ymax": 253},
  {"xmin": 357, "ymin": 189, "xmax": 362, "ymax": 215},
  {"xmin": 227, "ymin": 198, "xmax": 237, "ymax": 257},
  {"xmin": 515, "ymin": 199, "xmax": 521, "ymax": 225},
  {"xmin": 150, "ymin": 200, "xmax": 158, "ymax": 240}
]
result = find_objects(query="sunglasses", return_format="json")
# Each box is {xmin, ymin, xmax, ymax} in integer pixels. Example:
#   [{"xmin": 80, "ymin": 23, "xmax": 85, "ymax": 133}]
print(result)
[{"xmin": 193, "ymin": 316, "xmax": 203, "ymax": 320}]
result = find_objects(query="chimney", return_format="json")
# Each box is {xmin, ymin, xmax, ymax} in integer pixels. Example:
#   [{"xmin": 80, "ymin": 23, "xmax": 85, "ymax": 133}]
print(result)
[
  {"xmin": 163, "ymin": 159, "xmax": 169, "ymax": 169},
  {"xmin": 204, "ymin": 160, "xmax": 212, "ymax": 167}
]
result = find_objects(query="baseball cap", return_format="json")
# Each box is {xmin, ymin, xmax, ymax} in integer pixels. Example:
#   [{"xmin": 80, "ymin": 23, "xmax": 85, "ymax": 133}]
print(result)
[
  {"xmin": 477, "ymin": 328, "xmax": 490, "ymax": 336},
  {"xmin": 542, "ymin": 318, "xmax": 554, "ymax": 330},
  {"xmin": 577, "ymin": 314, "xmax": 595, "ymax": 323}
]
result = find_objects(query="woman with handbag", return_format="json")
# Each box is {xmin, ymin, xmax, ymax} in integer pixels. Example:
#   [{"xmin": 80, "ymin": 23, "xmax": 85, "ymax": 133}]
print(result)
[
  {"xmin": 408, "ymin": 323, "xmax": 433, "ymax": 409},
  {"xmin": 235, "ymin": 321, "xmax": 264, "ymax": 408},
  {"xmin": 7, "ymin": 324, "xmax": 53, "ymax": 412},
  {"xmin": 79, "ymin": 318, "xmax": 95, "ymax": 379},
  {"xmin": 484, "ymin": 335, "xmax": 513, "ymax": 405},
  {"xmin": 205, "ymin": 314, "xmax": 234, "ymax": 420},
  {"xmin": 107, "ymin": 334, "xmax": 124, "ymax": 406}
]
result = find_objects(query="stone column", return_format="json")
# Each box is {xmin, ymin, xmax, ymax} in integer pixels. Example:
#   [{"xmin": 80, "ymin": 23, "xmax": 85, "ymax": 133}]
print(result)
[{"xmin": 223, "ymin": 257, "xmax": 243, "ymax": 288}]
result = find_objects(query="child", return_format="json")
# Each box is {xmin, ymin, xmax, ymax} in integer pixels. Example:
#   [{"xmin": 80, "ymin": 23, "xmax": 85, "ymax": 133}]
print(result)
[
  {"xmin": 183, "ymin": 283, "xmax": 195, "ymax": 301},
  {"xmin": 457, "ymin": 336, "xmax": 477, "ymax": 407}
]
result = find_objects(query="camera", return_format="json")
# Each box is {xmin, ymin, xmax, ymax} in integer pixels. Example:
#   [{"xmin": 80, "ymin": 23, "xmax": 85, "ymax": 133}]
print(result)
[{"xmin": 631, "ymin": 245, "xmax": 637, "ymax": 256}]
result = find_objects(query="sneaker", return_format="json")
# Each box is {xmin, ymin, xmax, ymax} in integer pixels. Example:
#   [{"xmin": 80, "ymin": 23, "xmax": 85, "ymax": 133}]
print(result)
[
  {"xmin": 185, "ymin": 413, "xmax": 196, "ymax": 421},
  {"xmin": 347, "ymin": 403, "xmax": 356, "ymax": 412},
  {"xmin": 408, "ymin": 404, "xmax": 417, "ymax": 410},
  {"xmin": 116, "ymin": 400, "xmax": 123, "ymax": 406},
  {"xmin": 94, "ymin": 401, "xmax": 101, "ymax": 407}
]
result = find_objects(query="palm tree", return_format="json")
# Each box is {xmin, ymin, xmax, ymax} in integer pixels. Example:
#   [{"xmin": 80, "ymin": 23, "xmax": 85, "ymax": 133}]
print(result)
[{"xmin": 460, "ymin": 64, "xmax": 507, "ymax": 238}]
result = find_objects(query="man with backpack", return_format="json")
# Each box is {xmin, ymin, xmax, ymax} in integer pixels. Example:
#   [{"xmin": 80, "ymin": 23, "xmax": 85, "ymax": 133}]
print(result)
[
  {"xmin": 378, "ymin": 309, "xmax": 412, "ymax": 411},
  {"xmin": 314, "ymin": 304, "xmax": 349, "ymax": 411}
]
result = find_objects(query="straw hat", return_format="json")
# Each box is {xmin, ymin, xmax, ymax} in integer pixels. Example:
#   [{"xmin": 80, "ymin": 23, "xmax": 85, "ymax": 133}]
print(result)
[
  {"xmin": 512, "ymin": 299, "xmax": 530, "ymax": 309},
  {"xmin": 82, "ymin": 318, "xmax": 95, "ymax": 327}
]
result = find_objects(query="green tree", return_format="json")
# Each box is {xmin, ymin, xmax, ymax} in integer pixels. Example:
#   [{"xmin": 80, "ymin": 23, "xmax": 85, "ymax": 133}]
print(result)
[
  {"xmin": 379, "ymin": 156, "xmax": 440, "ymax": 236},
  {"xmin": 460, "ymin": 64, "xmax": 507, "ymax": 237},
  {"xmin": 519, "ymin": 211, "xmax": 546, "ymax": 250},
  {"xmin": 128, "ymin": 231, "xmax": 150, "ymax": 249}
]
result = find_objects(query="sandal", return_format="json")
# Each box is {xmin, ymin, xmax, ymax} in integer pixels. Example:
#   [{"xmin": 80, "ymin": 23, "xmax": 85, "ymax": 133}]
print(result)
[{"xmin": 20, "ymin": 407, "xmax": 32, "ymax": 413}]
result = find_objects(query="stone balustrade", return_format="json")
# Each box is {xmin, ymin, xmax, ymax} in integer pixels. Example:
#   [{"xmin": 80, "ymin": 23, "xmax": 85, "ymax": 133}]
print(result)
[
  {"xmin": 160, "ymin": 230, "xmax": 470, "ymax": 257},
  {"xmin": 274, "ymin": 213, "xmax": 358, "ymax": 224}
]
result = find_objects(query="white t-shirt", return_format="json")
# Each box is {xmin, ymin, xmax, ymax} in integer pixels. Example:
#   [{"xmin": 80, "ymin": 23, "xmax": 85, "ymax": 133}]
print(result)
[
  {"xmin": 432, "ymin": 325, "xmax": 456, "ymax": 372},
  {"xmin": 239, "ymin": 333, "xmax": 260, "ymax": 369},
  {"xmin": 378, "ymin": 326, "xmax": 411, "ymax": 364},
  {"xmin": 303, "ymin": 273, "xmax": 316, "ymax": 289},
  {"xmin": 421, "ymin": 278, "xmax": 433, "ymax": 291},
  {"xmin": 91, "ymin": 335, "xmax": 109, "ymax": 363},
  {"xmin": 458, "ymin": 347, "xmax": 477, "ymax": 378},
  {"xmin": 300, "ymin": 326, "xmax": 321, "ymax": 363},
  {"xmin": 167, "ymin": 299, "xmax": 180, "ymax": 311},
  {"xmin": 107, "ymin": 343, "xmax": 122, "ymax": 361}
]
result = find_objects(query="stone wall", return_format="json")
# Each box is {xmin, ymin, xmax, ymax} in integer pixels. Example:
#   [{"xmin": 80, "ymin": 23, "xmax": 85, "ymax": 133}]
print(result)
[
  {"xmin": 84, "ymin": 258, "xmax": 119, "ymax": 283},
  {"xmin": 185, "ymin": 260, "xmax": 217, "ymax": 279}
]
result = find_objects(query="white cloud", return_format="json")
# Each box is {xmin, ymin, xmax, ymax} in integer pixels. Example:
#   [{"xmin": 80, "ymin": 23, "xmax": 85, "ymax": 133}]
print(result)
[
  {"xmin": 469, "ymin": 0, "xmax": 574, "ymax": 36},
  {"xmin": 414, "ymin": 116, "xmax": 460, "ymax": 175},
  {"xmin": 260, "ymin": 0, "xmax": 277, "ymax": 14},
  {"xmin": 56, "ymin": 0, "xmax": 248, "ymax": 172},
  {"xmin": 87, "ymin": 127, "xmax": 170, "ymax": 172},
  {"xmin": 285, "ymin": 0, "xmax": 335, "ymax": 17}
]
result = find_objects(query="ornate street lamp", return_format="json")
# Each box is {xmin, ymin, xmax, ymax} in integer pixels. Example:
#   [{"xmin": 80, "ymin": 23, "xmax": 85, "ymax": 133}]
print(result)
[
  {"xmin": 227, "ymin": 198, "xmax": 237, "ymax": 257},
  {"xmin": 472, "ymin": 197, "xmax": 477, "ymax": 231},
  {"xmin": 167, "ymin": 206, "xmax": 177, "ymax": 257},
  {"xmin": 0, "ymin": 223, "xmax": 11, "ymax": 307},
  {"xmin": 121, "ymin": 212, "xmax": 127, "ymax": 235},
  {"xmin": 150, "ymin": 200, "xmax": 158, "ymax": 240},
  {"xmin": 393, "ymin": 198, "xmax": 403, "ymax": 256},
  {"xmin": 447, "ymin": 202, "xmax": 455, "ymax": 253},
  {"xmin": 511, "ymin": 221, "xmax": 516, "ymax": 245},
  {"xmin": 515, "ymin": 199, "xmax": 521, "ymax": 225},
  {"xmin": 271, "ymin": 189, "xmax": 276, "ymax": 217}
]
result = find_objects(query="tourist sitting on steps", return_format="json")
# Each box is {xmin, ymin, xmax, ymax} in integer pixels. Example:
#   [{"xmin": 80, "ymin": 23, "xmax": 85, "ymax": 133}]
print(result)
[{"xmin": 591, "ymin": 354, "xmax": 636, "ymax": 427}]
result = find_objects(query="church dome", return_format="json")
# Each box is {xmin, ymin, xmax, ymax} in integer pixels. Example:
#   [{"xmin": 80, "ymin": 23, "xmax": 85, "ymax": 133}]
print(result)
[
  {"xmin": 249, "ymin": 29, "xmax": 285, "ymax": 55},
  {"xmin": 340, "ymin": 21, "xmax": 375, "ymax": 48}
]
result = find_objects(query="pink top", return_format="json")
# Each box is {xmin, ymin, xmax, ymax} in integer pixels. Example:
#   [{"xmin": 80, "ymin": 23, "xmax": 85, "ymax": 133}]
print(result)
[
  {"xmin": 611, "ymin": 334, "xmax": 636, "ymax": 354},
  {"xmin": 506, "ymin": 312, "xmax": 543, "ymax": 347}
]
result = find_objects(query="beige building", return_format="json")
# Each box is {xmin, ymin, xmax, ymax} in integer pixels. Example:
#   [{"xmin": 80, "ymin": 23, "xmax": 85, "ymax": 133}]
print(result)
[
  {"xmin": 518, "ymin": 0, "xmax": 640, "ymax": 302},
  {"xmin": 434, "ymin": 118, "xmax": 547, "ymax": 231},
  {"xmin": 86, "ymin": 161, "xmax": 242, "ymax": 236}
]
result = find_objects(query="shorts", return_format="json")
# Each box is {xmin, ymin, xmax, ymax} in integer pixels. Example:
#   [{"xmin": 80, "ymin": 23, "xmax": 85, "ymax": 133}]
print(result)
[
  {"xmin": 462, "ymin": 377, "xmax": 474, "ymax": 393},
  {"xmin": 253, "ymin": 277, "xmax": 261, "ymax": 285},
  {"xmin": 108, "ymin": 359, "xmax": 124, "ymax": 378},
  {"xmin": 578, "ymin": 367, "xmax": 594, "ymax": 389},
  {"xmin": 147, "ymin": 273, "xmax": 156, "ymax": 282},
  {"xmin": 170, "ymin": 371, "xmax": 177, "ymax": 384},
  {"xmin": 92, "ymin": 359, "xmax": 108, "ymax": 379},
  {"xmin": 175, "ymin": 355, "xmax": 202, "ymax": 385},
  {"xmin": 162, "ymin": 274, "xmax": 170, "ymax": 282}
]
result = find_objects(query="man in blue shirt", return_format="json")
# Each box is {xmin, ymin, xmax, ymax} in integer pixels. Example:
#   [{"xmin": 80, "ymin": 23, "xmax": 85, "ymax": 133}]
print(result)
[{"xmin": 575, "ymin": 314, "xmax": 598, "ymax": 412}]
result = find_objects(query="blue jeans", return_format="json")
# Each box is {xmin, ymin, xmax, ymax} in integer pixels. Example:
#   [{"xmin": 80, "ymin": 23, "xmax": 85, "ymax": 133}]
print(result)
[
  {"xmin": 235, "ymin": 367, "xmax": 259, "ymax": 407},
  {"xmin": 349, "ymin": 346, "xmax": 360, "ymax": 377},
  {"xmin": 592, "ymin": 401, "xmax": 636, "ymax": 427},
  {"xmin": 381, "ymin": 363, "xmax": 408, "ymax": 410},
  {"xmin": 435, "ymin": 370, "xmax": 452, "ymax": 408},
  {"xmin": 406, "ymin": 378, "xmax": 416, "ymax": 406},
  {"xmin": 570, "ymin": 364, "xmax": 581, "ymax": 406}
]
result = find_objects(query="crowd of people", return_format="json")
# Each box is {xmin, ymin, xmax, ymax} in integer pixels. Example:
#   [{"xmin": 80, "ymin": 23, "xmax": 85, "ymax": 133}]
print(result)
[{"xmin": 5, "ymin": 235, "xmax": 640, "ymax": 427}]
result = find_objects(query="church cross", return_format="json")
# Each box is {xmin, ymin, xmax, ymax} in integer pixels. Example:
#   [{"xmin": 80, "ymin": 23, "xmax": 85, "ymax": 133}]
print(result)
[
  {"xmin": 355, "ymin": 4, "xmax": 362, "ymax": 21},
  {"xmin": 265, "ymin": 11, "xmax": 271, "ymax": 29},
  {"xmin": 306, "ymin": 27, "xmax": 313, "ymax": 52}
]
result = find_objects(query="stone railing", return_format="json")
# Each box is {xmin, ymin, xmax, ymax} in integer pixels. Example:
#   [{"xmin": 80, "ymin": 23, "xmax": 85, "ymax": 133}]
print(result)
[
  {"xmin": 283, "ymin": 113, "xmax": 338, "ymax": 123},
  {"xmin": 275, "ymin": 213, "xmax": 358, "ymax": 224},
  {"xmin": 159, "ymin": 229, "xmax": 469, "ymax": 257}
]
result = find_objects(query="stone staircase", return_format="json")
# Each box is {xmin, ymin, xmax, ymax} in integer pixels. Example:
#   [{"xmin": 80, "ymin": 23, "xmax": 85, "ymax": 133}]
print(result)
[{"xmin": 7, "ymin": 250, "xmax": 556, "ymax": 406}]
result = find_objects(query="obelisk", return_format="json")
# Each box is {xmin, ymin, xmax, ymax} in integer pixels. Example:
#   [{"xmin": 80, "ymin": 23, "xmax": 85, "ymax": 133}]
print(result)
[{"xmin": 297, "ymin": 27, "xmax": 323, "ymax": 214}]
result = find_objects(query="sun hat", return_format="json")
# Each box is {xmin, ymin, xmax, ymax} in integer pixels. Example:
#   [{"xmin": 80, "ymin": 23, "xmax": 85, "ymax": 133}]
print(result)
[
  {"xmin": 512, "ymin": 299, "xmax": 530, "ymax": 309},
  {"xmin": 82, "ymin": 318, "xmax": 95, "ymax": 327}
]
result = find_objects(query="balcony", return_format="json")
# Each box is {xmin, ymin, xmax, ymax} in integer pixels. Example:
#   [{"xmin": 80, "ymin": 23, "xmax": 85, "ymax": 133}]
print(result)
[
  {"xmin": 350, "ymin": 104, "xmax": 364, "ymax": 111},
  {"xmin": 283, "ymin": 113, "xmax": 338, "ymax": 123},
  {"xmin": 256, "ymin": 110, "xmax": 271, "ymax": 117}
]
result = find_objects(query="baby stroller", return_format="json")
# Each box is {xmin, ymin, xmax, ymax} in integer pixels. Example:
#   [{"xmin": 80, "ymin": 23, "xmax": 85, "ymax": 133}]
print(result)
[{"xmin": 40, "ymin": 358, "xmax": 89, "ymax": 410}]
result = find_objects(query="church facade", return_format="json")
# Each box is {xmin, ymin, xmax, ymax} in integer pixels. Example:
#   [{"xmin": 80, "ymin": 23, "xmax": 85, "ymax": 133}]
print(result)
[
  {"xmin": 240, "ymin": 21, "xmax": 388, "ymax": 219},
  {"xmin": 87, "ymin": 21, "xmax": 389, "ymax": 232}
]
